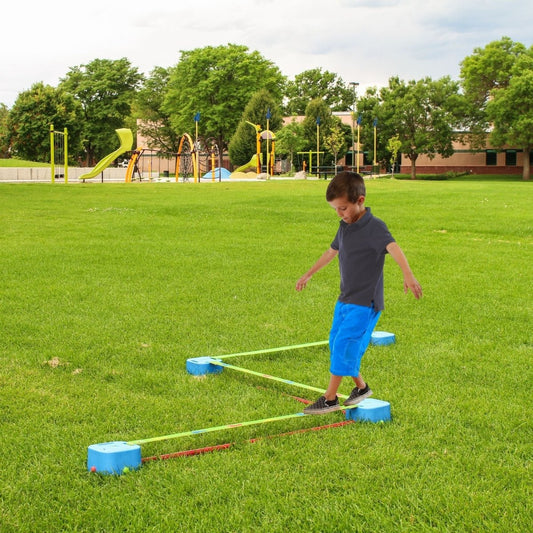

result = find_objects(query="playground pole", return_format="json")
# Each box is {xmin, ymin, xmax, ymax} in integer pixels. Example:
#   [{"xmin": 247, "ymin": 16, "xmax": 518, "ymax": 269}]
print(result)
[
  {"xmin": 266, "ymin": 108, "xmax": 271, "ymax": 179},
  {"xmin": 195, "ymin": 119, "xmax": 199, "ymax": 183},
  {"xmin": 373, "ymin": 119, "xmax": 377, "ymax": 173},
  {"xmin": 357, "ymin": 115, "xmax": 361, "ymax": 174},
  {"xmin": 316, "ymin": 117, "xmax": 320, "ymax": 177},
  {"xmin": 194, "ymin": 112, "xmax": 200, "ymax": 183},
  {"xmin": 266, "ymin": 120, "xmax": 270, "ymax": 178},
  {"xmin": 64, "ymin": 127, "xmax": 68, "ymax": 183},
  {"xmin": 256, "ymin": 128, "xmax": 261, "ymax": 174},
  {"xmin": 50, "ymin": 125, "xmax": 55, "ymax": 184}
]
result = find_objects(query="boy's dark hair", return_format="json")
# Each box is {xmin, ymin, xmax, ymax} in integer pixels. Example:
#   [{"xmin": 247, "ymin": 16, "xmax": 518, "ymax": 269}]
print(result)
[{"xmin": 326, "ymin": 171, "xmax": 366, "ymax": 203}]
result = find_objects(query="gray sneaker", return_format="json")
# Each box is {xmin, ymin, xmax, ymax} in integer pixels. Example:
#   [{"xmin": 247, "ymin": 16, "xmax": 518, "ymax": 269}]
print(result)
[
  {"xmin": 303, "ymin": 395, "xmax": 340, "ymax": 414},
  {"xmin": 343, "ymin": 384, "xmax": 373, "ymax": 406}
]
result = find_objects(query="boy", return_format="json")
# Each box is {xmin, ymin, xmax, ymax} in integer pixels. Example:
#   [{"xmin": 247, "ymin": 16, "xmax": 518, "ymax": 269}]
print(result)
[{"xmin": 295, "ymin": 171, "xmax": 422, "ymax": 414}]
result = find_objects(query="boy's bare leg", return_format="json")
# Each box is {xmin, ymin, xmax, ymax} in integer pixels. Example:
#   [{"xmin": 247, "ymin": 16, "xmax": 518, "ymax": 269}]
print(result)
[
  {"xmin": 352, "ymin": 374, "xmax": 366, "ymax": 390},
  {"xmin": 324, "ymin": 374, "xmax": 343, "ymax": 401},
  {"xmin": 325, "ymin": 374, "xmax": 366, "ymax": 400},
  {"xmin": 343, "ymin": 374, "xmax": 373, "ymax": 406}
]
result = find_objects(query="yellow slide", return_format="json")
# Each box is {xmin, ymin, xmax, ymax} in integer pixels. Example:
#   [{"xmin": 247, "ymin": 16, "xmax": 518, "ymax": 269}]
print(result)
[
  {"xmin": 78, "ymin": 128, "xmax": 133, "ymax": 180},
  {"xmin": 231, "ymin": 153, "xmax": 261, "ymax": 175}
]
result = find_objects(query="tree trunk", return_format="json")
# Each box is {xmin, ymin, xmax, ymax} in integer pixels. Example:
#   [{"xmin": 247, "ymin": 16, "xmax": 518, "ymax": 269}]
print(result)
[
  {"xmin": 523, "ymin": 146, "xmax": 530, "ymax": 181},
  {"xmin": 86, "ymin": 146, "xmax": 96, "ymax": 167},
  {"xmin": 410, "ymin": 157, "xmax": 417, "ymax": 180}
]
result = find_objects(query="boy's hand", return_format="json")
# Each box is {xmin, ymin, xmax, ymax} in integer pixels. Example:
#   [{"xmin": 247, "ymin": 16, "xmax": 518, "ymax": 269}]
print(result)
[
  {"xmin": 295, "ymin": 274, "xmax": 312, "ymax": 291},
  {"xmin": 386, "ymin": 242, "xmax": 422, "ymax": 300},
  {"xmin": 404, "ymin": 273, "xmax": 423, "ymax": 299}
]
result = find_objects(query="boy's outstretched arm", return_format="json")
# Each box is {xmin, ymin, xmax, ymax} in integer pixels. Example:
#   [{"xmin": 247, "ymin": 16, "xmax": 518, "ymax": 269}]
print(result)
[
  {"xmin": 386, "ymin": 242, "xmax": 423, "ymax": 299},
  {"xmin": 295, "ymin": 247, "xmax": 338, "ymax": 291}
]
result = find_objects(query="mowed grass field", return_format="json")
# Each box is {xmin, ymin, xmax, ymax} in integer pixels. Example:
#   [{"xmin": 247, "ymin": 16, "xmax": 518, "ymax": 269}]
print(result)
[{"xmin": 0, "ymin": 178, "xmax": 531, "ymax": 532}]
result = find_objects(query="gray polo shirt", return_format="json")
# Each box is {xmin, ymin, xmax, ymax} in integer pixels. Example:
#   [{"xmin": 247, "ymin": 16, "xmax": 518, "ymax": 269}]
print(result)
[{"xmin": 331, "ymin": 207, "xmax": 395, "ymax": 311}]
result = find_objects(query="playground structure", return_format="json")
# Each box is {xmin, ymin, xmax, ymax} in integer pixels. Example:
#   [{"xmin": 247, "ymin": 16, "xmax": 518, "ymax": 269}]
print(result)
[
  {"xmin": 232, "ymin": 121, "xmax": 276, "ymax": 176},
  {"xmin": 87, "ymin": 333, "xmax": 395, "ymax": 475},
  {"xmin": 49, "ymin": 116, "xmax": 365, "ymax": 184},
  {"xmin": 50, "ymin": 125, "xmax": 68, "ymax": 183},
  {"xmin": 78, "ymin": 129, "xmax": 133, "ymax": 181},
  {"xmin": 49, "ymin": 126, "xmax": 227, "ymax": 183},
  {"xmin": 124, "ymin": 135, "xmax": 225, "ymax": 183},
  {"xmin": 49, "ymin": 113, "xmax": 328, "ymax": 184}
]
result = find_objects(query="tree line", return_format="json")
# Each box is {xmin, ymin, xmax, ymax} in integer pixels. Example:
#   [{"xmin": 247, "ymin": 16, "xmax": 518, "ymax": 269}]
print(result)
[{"xmin": 0, "ymin": 38, "xmax": 531, "ymax": 179}]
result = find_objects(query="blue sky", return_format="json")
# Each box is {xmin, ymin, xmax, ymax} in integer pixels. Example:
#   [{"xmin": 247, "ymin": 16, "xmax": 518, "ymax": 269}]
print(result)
[{"xmin": 1, "ymin": 0, "xmax": 532, "ymax": 107}]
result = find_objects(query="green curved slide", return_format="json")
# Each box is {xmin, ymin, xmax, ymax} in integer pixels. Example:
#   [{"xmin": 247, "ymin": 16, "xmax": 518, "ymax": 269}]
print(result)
[
  {"xmin": 78, "ymin": 128, "xmax": 133, "ymax": 180},
  {"xmin": 232, "ymin": 153, "xmax": 262, "ymax": 174}
]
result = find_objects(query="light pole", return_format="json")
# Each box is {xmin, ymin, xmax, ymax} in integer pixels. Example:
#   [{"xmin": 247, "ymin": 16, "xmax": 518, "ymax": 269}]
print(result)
[{"xmin": 349, "ymin": 82, "xmax": 359, "ymax": 170}]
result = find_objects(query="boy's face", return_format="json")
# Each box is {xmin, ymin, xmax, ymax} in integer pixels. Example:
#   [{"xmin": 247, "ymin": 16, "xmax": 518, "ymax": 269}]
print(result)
[{"xmin": 328, "ymin": 195, "xmax": 366, "ymax": 224}]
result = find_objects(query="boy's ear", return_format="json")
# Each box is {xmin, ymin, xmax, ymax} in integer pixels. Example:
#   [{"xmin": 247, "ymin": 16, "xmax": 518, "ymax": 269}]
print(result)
[{"xmin": 357, "ymin": 195, "xmax": 366, "ymax": 205}]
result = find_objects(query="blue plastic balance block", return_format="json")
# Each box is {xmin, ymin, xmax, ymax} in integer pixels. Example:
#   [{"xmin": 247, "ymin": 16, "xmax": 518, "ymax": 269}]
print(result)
[
  {"xmin": 370, "ymin": 331, "xmax": 396, "ymax": 346},
  {"xmin": 345, "ymin": 398, "xmax": 391, "ymax": 423},
  {"xmin": 186, "ymin": 357, "xmax": 223, "ymax": 376},
  {"xmin": 87, "ymin": 441, "xmax": 141, "ymax": 475}
]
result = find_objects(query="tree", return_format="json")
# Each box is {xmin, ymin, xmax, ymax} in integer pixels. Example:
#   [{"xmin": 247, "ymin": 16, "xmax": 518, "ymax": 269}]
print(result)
[
  {"xmin": 358, "ymin": 76, "xmax": 461, "ymax": 179},
  {"xmin": 275, "ymin": 120, "xmax": 306, "ymax": 173},
  {"xmin": 460, "ymin": 37, "xmax": 524, "ymax": 107},
  {"xmin": 0, "ymin": 103, "xmax": 10, "ymax": 158},
  {"xmin": 60, "ymin": 58, "xmax": 143, "ymax": 165},
  {"xmin": 6, "ymin": 83, "xmax": 84, "ymax": 163},
  {"xmin": 352, "ymin": 87, "xmax": 383, "ymax": 167},
  {"xmin": 228, "ymin": 89, "xmax": 283, "ymax": 167},
  {"xmin": 323, "ymin": 123, "xmax": 347, "ymax": 171},
  {"xmin": 163, "ymin": 44, "xmax": 286, "ymax": 151},
  {"xmin": 284, "ymin": 68, "xmax": 355, "ymax": 115},
  {"xmin": 461, "ymin": 37, "xmax": 532, "ymax": 180},
  {"xmin": 135, "ymin": 66, "xmax": 180, "ymax": 153},
  {"xmin": 387, "ymin": 135, "xmax": 402, "ymax": 177},
  {"xmin": 486, "ymin": 52, "xmax": 533, "ymax": 180},
  {"xmin": 301, "ymin": 98, "xmax": 339, "ymax": 166}
]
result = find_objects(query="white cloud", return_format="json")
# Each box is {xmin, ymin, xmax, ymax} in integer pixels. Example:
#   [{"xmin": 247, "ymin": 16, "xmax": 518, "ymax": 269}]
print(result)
[{"xmin": 1, "ymin": 0, "xmax": 532, "ymax": 107}]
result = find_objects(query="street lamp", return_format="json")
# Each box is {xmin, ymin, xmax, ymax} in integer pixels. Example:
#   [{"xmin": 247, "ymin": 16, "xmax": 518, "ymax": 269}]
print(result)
[{"xmin": 349, "ymin": 82, "xmax": 359, "ymax": 169}]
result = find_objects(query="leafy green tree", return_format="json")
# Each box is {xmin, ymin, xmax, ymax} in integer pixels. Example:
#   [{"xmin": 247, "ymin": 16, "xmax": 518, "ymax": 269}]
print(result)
[
  {"xmin": 135, "ymin": 66, "xmax": 180, "ymax": 153},
  {"xmin": 6, "ymin": 82, "xmax": 84, "ymax": 163},
  {"xmin": 351, "ymin": 87, "xmax": 382, "ymax": 166},
  {"xmin": 284, "ymin": 68, "xmax": 354, "ymax": 115},
  {"xmin": 486, "ymin": 52, "xmax": 533, "ymax": 180},
  {"xmin": 301, "ymin": 99, "xmax": 339, "ymax": 166},
  {"xmin": 460, "ymin": 37, "xmax": 524, "ymax": 108},
  {"xmin": 387, "ymin": 134, "xmax": 402, "ymax": 177},
  {"xmin": 60, "ymin": 58, "xmax": 143, "ymax": 165},
  {"xmin": 275, "ymin": 119, "xmax": 306, "ymax": 173},
  {"xmin": 323, "ymin": 123, "xmax": 347, "ymax": 170},
  {"xmin": 460, "ymin": 37, "xmax": 532, "ymax": 180},
  {"xmin": 228, "ymin": 89, "xmax": 283, "ymax": 167},
  {"xmin": 0, "ymin": 103, "xmax": 10, "ymax": 158},
  {"xmin": 358, "ymin": 76, "xmax": 461, "ymax": 179},
  {"xmin": 164, "ymin": 44, "xmax": 286, "ymax": 150}
]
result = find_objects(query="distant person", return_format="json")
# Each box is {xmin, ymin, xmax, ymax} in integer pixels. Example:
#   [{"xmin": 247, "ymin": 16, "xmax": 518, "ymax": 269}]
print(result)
[{"xmin": 295, "ymin": 171, "xmax": 422, "ymax": 414}]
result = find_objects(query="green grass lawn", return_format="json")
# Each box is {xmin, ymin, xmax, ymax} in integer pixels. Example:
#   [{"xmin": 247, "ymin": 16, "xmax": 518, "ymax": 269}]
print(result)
[
  {"xmin": 0, "ymin": 179, "xmax": 531, "ymax": 532},
  {"xmin": 0, "ymin": 158, "xmax": 50, "ymax": 167}
]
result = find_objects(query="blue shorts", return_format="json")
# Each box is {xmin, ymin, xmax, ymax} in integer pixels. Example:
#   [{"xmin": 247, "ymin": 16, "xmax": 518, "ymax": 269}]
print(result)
[{"xmin": 329, "ymin": 301, "xmax": 381, "ymax": 377}]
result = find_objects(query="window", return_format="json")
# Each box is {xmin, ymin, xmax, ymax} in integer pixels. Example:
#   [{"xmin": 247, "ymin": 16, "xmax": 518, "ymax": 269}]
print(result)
[
  {"xmin": 505, "ymin": 150, "xmax": 517, "ymax": 166},
  {"xmin": 486, "ymin": 150, "xmax": 497, "ymax": 166}
]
